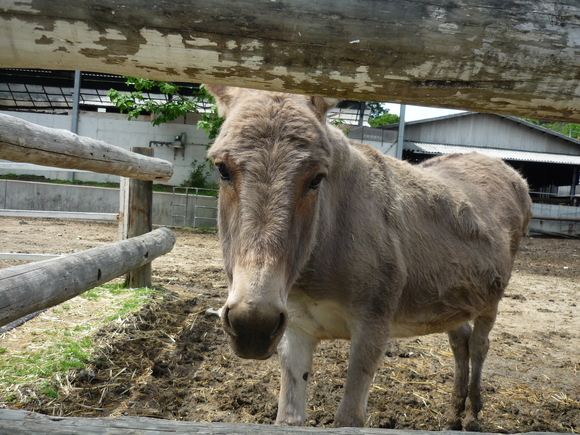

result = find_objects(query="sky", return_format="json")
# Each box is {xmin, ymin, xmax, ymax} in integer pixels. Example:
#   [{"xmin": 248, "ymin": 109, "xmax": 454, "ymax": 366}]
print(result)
[{"xmin": 382, "ymin": 103, "xmax": 468, "ymax": 122}]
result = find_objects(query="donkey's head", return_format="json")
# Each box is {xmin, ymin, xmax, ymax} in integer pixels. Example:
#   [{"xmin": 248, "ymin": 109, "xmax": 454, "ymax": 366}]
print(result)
[{"xmin": 206, "ymin": 85, "xmax": 337, "ymax": 359}]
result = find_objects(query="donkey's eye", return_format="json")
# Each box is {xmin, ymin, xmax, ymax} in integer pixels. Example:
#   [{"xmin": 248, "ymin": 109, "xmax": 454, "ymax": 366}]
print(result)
[
  {"xmin": 216, "ymin": 163, "xmax": 232, "ymax": 182},
  {"xmin": 308, "ymin": 173, "xmax": 326, "ymax": 190}
]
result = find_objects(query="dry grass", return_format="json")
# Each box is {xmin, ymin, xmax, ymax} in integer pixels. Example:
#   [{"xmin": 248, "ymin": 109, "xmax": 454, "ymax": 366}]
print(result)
[{"xmin": 0, "ymin": 284, "xmax": 160, "ymax": 409}]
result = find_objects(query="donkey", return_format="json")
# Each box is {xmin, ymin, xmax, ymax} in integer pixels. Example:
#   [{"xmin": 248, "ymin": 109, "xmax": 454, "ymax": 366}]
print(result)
[{"xmin": 205, "ymin": 85, "xmax": 532, "ymax": 430}]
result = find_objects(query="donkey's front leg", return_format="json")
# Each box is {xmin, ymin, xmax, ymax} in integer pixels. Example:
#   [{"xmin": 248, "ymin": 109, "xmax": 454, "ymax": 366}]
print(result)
[
  {"xmin": 276, "ymin": 328, "xmax": 318, "ymax": 426},
  {"xmin": 334, "ymin": 327, "xmax": 388, "ymax": 427}
]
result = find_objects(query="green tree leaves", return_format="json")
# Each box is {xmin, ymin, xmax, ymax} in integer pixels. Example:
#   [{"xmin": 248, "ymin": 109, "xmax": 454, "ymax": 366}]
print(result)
[
  {"xmin": 366, "ymin": 102, "xmax": 400, "ymax": 127},
  {"xmin": 107, "ymin": 78, "xmax": 223, "ymax": 135}
]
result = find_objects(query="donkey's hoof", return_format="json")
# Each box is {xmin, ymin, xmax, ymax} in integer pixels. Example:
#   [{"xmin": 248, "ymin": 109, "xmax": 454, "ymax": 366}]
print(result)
[
  {"xmin": 463, "ymin": 417, "xmax": 482, "ymax": 432},
  {"xmin": 334, "ymin": 413, "xmax": 365, "ymax": 428},
  {"xmin": 445, "ymin": 418, "xmax": 463, "ymax": 431}
]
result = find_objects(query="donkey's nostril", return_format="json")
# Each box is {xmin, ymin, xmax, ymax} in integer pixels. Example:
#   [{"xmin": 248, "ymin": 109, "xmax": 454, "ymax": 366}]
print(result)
[
  {"xmin": 222, "ymin": 306, "xmax": 237, "ymax": 337},
  {"xmin": 272, "ymin": 311, "xmax": 287, "ymax": 339}
]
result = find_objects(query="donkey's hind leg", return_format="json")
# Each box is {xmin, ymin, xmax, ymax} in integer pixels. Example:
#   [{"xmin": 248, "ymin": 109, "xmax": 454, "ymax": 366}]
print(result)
[
  {"xmin": 464, "ymin": 306, "xmax": 498, "ymax": 431},
  {"xmin": 446, "ymin": 322, "xmax": 472, "ymax": 430}
]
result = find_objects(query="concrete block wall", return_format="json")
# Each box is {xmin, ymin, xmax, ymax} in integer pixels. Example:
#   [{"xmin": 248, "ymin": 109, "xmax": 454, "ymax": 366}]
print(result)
[
  {"xmin": 529, "ymin": 203, "xmax": 580, "ymax": 236},
  {"xmin": 0, "ymin": 180, "xmax": 217, "ymax": 228}
]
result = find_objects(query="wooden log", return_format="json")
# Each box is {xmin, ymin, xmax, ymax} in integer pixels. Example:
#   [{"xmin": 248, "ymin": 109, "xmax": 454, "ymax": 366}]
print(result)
[
  {"xmin": 0, "ymin": 409, "xmax": 566, "ymax": 435},
  {"xmin": 0, "ymin": 227, "xmax": 175, "ymax": 327},
  {"xmin": 1, "ymin": 1, "xmax": 580, "ymax": 122},
  {"xmin": 119, "ymin": 147, "xmax": 154, "ymax": 288},
  {"xmin": 0, "ymin": 113, "xmax": 173, "ymax": 182}
]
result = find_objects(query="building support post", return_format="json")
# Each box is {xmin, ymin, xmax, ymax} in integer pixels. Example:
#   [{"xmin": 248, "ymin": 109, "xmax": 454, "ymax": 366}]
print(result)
[
  {"xmin": 69, "ymin": 70, "xmax": 82, "ymax": 181},
  {"xmin": 570, "ymin": 165, "xmax": 579, "ymax": 205},
  {"xmin": 396, "ymin": 104, "xmax": 406, "ymax": 160}
]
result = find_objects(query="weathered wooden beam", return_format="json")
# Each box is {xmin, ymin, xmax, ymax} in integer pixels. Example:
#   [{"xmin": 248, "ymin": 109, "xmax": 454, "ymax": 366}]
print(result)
[
  {"xmin": 1, "ymin": 1, "xmax": 579, "ymax": 122},
  {"xmin": 0, "ymin": 409, "xmax": 565, "ymax": 435},
  {"xmin": 0, "ymin": 227, "xmax": 175, "ymax": 327},
  {"xmin": 0, "ymin": 114, "xmax": 174, "ymax": 182}
]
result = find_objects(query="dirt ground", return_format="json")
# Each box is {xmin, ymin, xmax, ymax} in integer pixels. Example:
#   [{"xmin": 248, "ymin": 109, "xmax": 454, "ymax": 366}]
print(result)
[{"xmin": 0, "ymin": 217, "xmax": 578, "ymax": 432}]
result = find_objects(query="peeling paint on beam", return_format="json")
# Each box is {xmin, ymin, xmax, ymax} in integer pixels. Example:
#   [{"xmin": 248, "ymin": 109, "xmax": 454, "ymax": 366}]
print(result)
[{"xmin": 1, "ymin": 0, "xmax": 580, "ymax": 122}]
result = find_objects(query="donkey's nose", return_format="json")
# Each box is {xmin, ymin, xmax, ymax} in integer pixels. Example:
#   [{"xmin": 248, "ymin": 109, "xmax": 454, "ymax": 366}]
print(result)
[{"xmin": 222, "ymin": 303, "xmax": 287, "ymax": 360}]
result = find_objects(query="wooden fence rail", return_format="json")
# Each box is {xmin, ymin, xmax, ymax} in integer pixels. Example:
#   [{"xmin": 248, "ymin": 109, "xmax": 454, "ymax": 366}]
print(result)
[
  {"xmin": 1, "ymin": 0, "xmax": 580, "ymax": 121},
  {"xmin": 0, "ymin": 227, "xmax": 175, "ymax": 327},
  {"xmin": 0, "ymin": 113, "xmax": 173, "ymax": 182},
  {"xmin": 0, "ymin": 409, "xmax": 565, "ymax": 435}
]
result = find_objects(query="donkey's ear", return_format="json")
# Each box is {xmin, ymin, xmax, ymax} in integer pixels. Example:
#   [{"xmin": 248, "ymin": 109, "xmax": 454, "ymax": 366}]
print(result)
[
  {"xmin": 309, "ymin": 96, "xmax": 339, "ymax": 121},
  {"xmin": 204, "ymin": 84, "xmax": 235, "ymax": 117}
]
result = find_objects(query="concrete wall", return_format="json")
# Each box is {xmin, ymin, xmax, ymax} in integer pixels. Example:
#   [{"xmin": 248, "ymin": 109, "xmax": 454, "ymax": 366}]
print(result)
[
  {"xmin": 529, "ymin": 203, "xmax": 580, "ymax": 237},
  {"xmin": 0, "ymin": 110, "xmax": 217, "ymax": 186},
  {"xmin": 4, "ymin": 180, "xmax": 580, "ymax": 237},
  {"xmin": 348, "ymin": 126, "xmax": 399, "ymax": 157},
  {"xmin": 0, "ymin": 180, "xmax": 217, "ymax": 228}
]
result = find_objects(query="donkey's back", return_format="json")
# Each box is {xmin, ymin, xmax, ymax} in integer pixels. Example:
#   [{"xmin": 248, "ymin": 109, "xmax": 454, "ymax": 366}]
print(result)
[{"xmin": 370, "ymin": 151, "xmax": 532, "ymax": 340}]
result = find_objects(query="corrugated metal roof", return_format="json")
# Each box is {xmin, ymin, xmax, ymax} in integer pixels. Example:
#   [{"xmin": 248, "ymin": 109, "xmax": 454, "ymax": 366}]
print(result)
[{"xmin": 405, "ymin": 141, "xmax": 580, "ymax": 165}]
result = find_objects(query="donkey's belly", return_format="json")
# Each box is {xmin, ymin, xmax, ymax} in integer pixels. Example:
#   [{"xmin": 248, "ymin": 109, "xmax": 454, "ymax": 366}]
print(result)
[
  {"xmin": 389, "ymin": 315, "xmax": 473, "ymax": 339},
  {"xmin": 389, "ymin": 295, "xmax": 483, "ymax": 338},
  {"xmin": 287, "ymin": 289, "xmax": 482, "ymax": 341}
]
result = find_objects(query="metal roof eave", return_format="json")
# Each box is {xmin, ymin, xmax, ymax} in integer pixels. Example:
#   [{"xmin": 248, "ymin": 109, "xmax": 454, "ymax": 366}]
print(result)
[{"xmin": 405, "ymin": 141, "xmax": 580, "ymax": 165}]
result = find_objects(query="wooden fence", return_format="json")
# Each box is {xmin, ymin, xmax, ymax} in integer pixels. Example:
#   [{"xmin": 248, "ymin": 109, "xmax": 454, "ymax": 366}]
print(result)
[
  {"xmin": 0, "ymin": 113, "xmax": 176, "ymax": 328},
  {"xmin": 0, "ymin": 408, "xmax": 564, "ymax": 435},
  {"xmin": 2, "ymin": 1, "xmax": 580, "ymax": 122}
]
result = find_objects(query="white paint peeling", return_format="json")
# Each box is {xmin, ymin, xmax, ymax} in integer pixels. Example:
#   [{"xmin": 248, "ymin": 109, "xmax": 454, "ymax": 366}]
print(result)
[
  {"xmin": 405, "ymin": 60, "xmax": 435, "ymax": 78},
  {"xmin": 349, "ymin": 39, "xmax": 360, "ymax": 44},
  {"xmin": 126, "ymin": 29, "xmax": 238, "ymax": 71},
  {"xmin": 383, "ymin": 74, "xmax": 409, "ymax": 81},
  {"xmin": 184, "ymin": 36, "xmax": 218, "ymax": 47},
  {"xmin": 45, "ymin": 20, "xmax": 128, "ymax": 49},
  {"xmin": 226, "ymin": 40, "xmax": 238, "ymax": 50},
  {"xmin": 438, "ymin": 23, "xmax": 459, "ymax": 34},
  {"xmin": 328, "ymin": 66, "xmax": 377, "ymax": 93},
  {"xmin": 99, "ymin": 28, "xmax": 126, "ymax": 41},
  {"xmin": 431, "ymin": 7, "xmax": 446, "ymax": 20},
  {"xmin": 567, "ymin": 29, "xmax": 580, "ymax": 49},
  {"xmin": 240, "ymin": 39, "xmax": 263, "ymax": 51},
  {"xmin": 2, "ymin": 1, "xmax": 39, "ymax": 13},
  {"xmin": 354, "ymin": 66, "xmax": 377, "ymax": 92},
  {"xmin": 515, "ymin": 23, "xmax": 537, "ymax": 32},
  {"xmin": 267, "ymin": 66, "xmax": 321, "ymax": 85},
  {"xmin": 239, "ymin": 55, "xmax": 265, "ymax": 70}
]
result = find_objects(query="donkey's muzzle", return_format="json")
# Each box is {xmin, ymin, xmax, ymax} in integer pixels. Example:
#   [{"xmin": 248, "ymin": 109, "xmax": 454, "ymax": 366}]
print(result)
[{"xmin": 222, "ymin": 303, "xmax": 287, "ymax": 360}]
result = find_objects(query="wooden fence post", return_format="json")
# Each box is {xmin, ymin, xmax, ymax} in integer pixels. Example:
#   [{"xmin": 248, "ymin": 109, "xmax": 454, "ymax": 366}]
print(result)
[{"xmin": 119, "ymin": 147, "xmax": 154, "ymax": 288}]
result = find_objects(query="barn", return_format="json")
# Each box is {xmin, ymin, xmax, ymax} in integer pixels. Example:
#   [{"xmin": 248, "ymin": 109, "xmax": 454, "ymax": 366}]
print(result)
[{"xmin": 348, "ymin": 113, "xmax": 580, "ymax": 237}]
